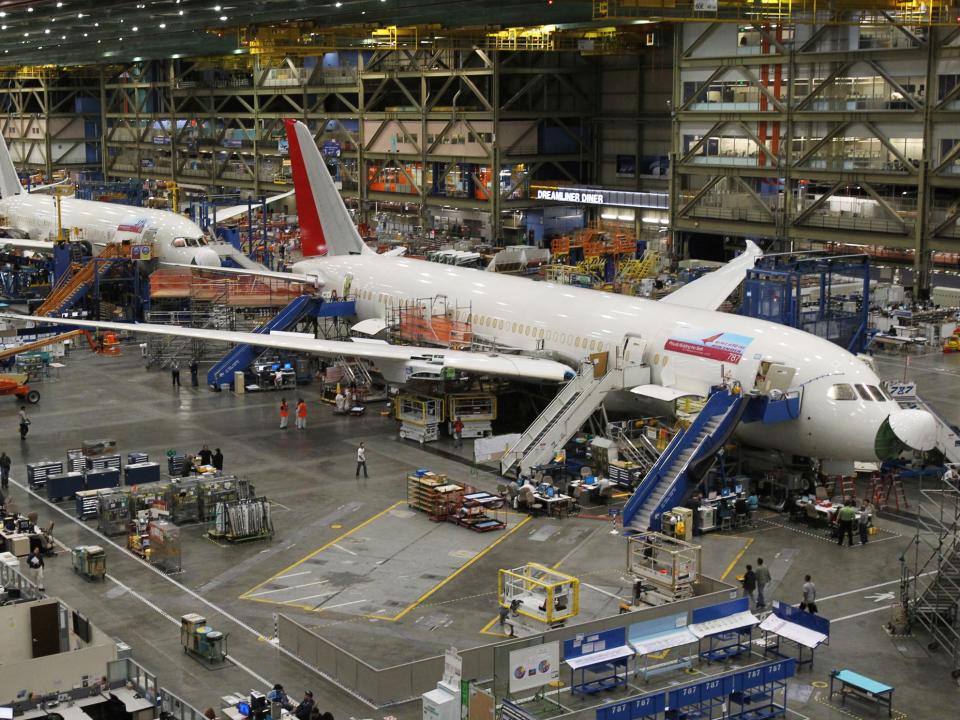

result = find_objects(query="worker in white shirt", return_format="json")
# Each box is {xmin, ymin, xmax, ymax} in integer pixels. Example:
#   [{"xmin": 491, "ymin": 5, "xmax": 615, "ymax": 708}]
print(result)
[{"xmin": 355, "ymin": 442, "xmax": 368, "ymax": 478}]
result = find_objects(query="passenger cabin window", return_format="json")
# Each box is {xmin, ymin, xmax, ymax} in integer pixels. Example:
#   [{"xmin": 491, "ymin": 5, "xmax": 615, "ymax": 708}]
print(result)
[
  {"xmin": 828, "ymin": 384, "xmax": 857, "ymax": 400},
  {"xmin": 867, "ymin": 385, "xmax": 886, "ymax": 402}
]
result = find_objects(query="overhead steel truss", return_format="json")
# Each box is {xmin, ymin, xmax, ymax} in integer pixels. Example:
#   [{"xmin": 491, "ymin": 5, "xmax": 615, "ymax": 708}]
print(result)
[
  {"xmin": 669, "ymin": 10, "xmax": 960, "ymax": 289},
  {"xmin": 94, "ymin": 48, "xmax": 595, "ymax": 240}
]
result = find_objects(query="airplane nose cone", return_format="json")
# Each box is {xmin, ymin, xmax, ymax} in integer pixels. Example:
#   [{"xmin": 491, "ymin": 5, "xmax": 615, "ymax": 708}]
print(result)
[
  {"xmin": 195, "ymin": 248, "xmax": 221, "ymax": 267},
  {"xmin": 875, "ymin": 408, "xmax": 938, "ymax": 458},
  {"xmin": 888, "ymin": 409, "xmax": 938, "ymax": 451}
]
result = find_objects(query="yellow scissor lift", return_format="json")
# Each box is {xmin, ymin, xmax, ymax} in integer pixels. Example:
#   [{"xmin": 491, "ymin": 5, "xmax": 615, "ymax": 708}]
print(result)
[{"xmin": 498, "ymin": 563, "xmax": 580, "ymax": 637}]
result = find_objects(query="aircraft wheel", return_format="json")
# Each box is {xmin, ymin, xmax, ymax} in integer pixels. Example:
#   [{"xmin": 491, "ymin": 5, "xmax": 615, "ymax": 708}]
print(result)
[{"xmin": 26, "ymin": 390, "xmax": 40, "ymax": 404}]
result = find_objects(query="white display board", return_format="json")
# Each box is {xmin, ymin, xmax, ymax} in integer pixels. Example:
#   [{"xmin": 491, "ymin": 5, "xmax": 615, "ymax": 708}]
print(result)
[
  {"xmin": 474, "ymin": 433, "xmax": 521, "ymax": 463},
  {"xmin": 508, "ymin": 642, "xmax": 560, "ymax": 693}
]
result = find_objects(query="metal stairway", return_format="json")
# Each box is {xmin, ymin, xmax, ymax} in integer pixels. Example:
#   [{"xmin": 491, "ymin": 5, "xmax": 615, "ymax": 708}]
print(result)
[
  {"xmin": 892, "ymin": 387, "xmax": 960, "ymax": 464},
  {"xmin": 500, "ymin": 359, "xmax": 643, "ymax": 478},
  {"xmin": 902, "ymin": 474, "xmax": 960, "ymax": 677},
  {"xmin": 623, "ymin": 389, "xmax": 748, "ymax": 533},
  {"xmin": 206, "ymin": 294, "xmax": 320, "ymax": 387},
  {"xmin": 36, "ymin": 244, "xmax": 126, "ymax": 317},
  {"xmin": 608, "ymin": 423, "xmax": 661, "ymax": 476}
]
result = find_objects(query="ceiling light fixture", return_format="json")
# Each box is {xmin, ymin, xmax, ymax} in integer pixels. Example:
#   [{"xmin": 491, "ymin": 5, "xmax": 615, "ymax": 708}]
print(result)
[
  {"xmin": 77, "ymin": 13, "xmax": 84, "ymax": 18},
  {"xmin": 132, "ymin": 26, "xmax": 138, "ymax": 31},
  {"xmin": 44, "ymin": 28, "xmax": 50, "ymax": 34},
  {"xmin": 56, "ymin": 2, "xmax": 63, "ymax": 7},
  {"xmin": 0, "ymin": 13, "xmax": 6, "ymax": 18},
  {"xmin": 179, "ymin": 10, "xmax": 184, "ymax": 15},
  {"xmin": 335, "ymin": 1, "xmax": 342, "ymax": 6},
  {"xmin": 214, "ymin": 4, "xmax": 221, "ymax": 10},
  {"xmin": 219, "ymin": 15, "xmax": 227, "ymax": 20},
  {"xmin": 27, "ymin": 7, "xmax": 34, "ymax": 13},
  {"xmin": 159, "ymin": 23, "xmax": 166, "ymax": 28}
]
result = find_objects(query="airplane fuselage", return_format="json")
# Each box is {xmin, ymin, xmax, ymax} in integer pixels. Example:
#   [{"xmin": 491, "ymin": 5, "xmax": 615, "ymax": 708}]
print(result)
[
  {"xmin": 0, "ymin": 194, "xmax": 220, "ymax": 265},
  {"xmin": 295, "ymin": 253, "xmax": 902, "ymax": 462}
]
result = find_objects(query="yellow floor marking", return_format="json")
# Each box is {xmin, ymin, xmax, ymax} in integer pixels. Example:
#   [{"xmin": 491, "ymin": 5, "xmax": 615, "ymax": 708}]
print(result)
[
  {"xmin": 366, "ymin": 515, "xmax": 532, "ymax": 621},
  {"xmin": 720, "ymin": 536, "xmax": 754, "ymax": 581},
  {"xmin": 239, "ymin": 501, "xmax": 404, "ymax": 599}
]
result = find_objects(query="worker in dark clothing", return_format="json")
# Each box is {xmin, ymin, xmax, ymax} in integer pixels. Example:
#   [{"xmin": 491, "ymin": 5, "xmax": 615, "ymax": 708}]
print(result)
[
  {"xmin": 171, "ymin": 359, "xmax": 181, "ymax": 387},
  {"xmin": 293, "ymin": 692, "xmax": 314, "ymax": 720},
  {"xmin": 189, "ymin": 358, "xmax": 199, "ymax": 387},
  {"xmin": 741, "ymin": 563, "xmax": 757, "ymax": 606},
  {"xmin": 212, "ymin": 448, "xmax": 223, "ymax": 472},
  {"xmin": 181, "ymin": 455, "xmax": 194, "ymax": 477},
  {"xmin": 0, "ymin": 451, "xmax": 10, "ymax": 490},
  {"xmin": 197, "ymin": 445, "xmax": 213, "ymax": 466}
]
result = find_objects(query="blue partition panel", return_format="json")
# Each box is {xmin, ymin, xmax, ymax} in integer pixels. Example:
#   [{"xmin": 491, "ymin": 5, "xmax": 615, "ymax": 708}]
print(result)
[
  {"xmin": 701, "ymin": 676, "xmax": 734, "ymax": 701},
  {"xmin": 669, "ymin": 683, "xmax": 701, "ymax": 709},
  {"xmin": 692, "ymin": 596, "xmax": 749, "ymax": 624},
  {"xmin": 564, "ymin": 628, "xmax": 628, "ymax": 660}
]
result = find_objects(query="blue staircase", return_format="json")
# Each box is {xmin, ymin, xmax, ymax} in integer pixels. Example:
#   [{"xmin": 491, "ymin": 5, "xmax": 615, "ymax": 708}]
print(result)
[
  {"xmin": 623, "ymin": 389, "xmax": 749, "ymax": 533},
  {"xmin": 206, "ymin": 295, "xmax": 322, "ymax": 387}
]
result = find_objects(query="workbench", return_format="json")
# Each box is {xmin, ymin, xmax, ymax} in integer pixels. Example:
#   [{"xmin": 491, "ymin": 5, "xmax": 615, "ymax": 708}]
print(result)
[
  {"xmin": 565, "ymin": 644, "xmax": 634, "ymax": 696},
  {"xmin": 829, "ymin": 669, "xmax": 894, "ymax": 717}
]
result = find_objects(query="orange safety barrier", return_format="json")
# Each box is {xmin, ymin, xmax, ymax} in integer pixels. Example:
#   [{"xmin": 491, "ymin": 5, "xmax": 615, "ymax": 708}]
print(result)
[
  {"xmin": 148, "ymin": 269, "xmax": 306, "ymax": 306},
  {"xmin": 398, "ymin": 308, "xmax": 473, "ymax": 350}
]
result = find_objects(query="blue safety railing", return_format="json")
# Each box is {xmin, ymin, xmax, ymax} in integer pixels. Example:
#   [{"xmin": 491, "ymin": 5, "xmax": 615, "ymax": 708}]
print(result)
[
  {"xmin": 206, "ymin": 295, "xmax": 320, "ymax": 387},
  {"xmin": 622, "ymin": 389, "xmax": 747, "ymax": 531}
]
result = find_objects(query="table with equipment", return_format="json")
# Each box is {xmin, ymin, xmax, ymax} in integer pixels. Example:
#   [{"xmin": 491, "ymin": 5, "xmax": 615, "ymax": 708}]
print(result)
[
  {"xmin": 563, "ymin": 628, "xmax": 633, "ymax": 696},
  {"xmin": 759, "ymin": 601, "xmax": 829, "ymax": 669},
  {"xmin": 829, "ymin": 669, "xmax": 894, "ymax": 717},
  {"xmin": 629, "ymin": 612, "xmax": 697, "ymax": 681},
  {"xmin": 689, "ymin": 597, "xmax": 760, "ymax": 663}
]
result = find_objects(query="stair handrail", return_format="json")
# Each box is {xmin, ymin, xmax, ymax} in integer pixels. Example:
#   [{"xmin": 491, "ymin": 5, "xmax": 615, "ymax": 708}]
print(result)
[
  {"xmin": 649, "ymin": 392, "xmax": 750, "ymax": 527},
  {"xmin": 623, "ymin": 389, "xmax": 742, "ymax": 527},
  {"xmin": 501, "ymin": 361, "xmax": 597, "ymax": 474},
  {"xmin": 622, "ymin": 424, "xmax": 691, "ymax": 527}
]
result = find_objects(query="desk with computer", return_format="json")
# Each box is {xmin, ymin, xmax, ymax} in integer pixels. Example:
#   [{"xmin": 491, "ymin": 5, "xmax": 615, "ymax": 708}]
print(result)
[{"xmin": 0, "ymin": 513, "xmax": 47, "ymax": 558}]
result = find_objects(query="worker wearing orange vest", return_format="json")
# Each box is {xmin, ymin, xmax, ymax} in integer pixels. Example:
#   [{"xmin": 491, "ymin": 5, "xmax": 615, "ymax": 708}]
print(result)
[
  {"xmin": 295, "ymin": 398, "xmax": 307, "ymax": 430},
  {"xmin": 279, "ymin": 398, "xmax": 289, "ymax": 430}
]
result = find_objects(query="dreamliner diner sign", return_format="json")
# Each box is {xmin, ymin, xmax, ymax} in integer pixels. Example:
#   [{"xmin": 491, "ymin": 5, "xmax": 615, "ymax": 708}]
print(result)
[
  {"xmin": 665, "ymin": 329, "xmax": 755, "ymax": 364},
  {"xmin": 531, "ymin": 183, "xmax": 668, "ymax": 209},
  {"xmin": 534, "ymin": 187, "xmax": 605, "ymax": 205}
]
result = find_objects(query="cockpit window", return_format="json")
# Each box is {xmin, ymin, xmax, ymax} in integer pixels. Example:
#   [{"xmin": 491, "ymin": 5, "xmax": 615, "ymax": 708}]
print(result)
[
  {"xmin": 867, "ymin": 385, "xmax": 886, "ymax": 402},
  {"xmin": 854, "ymin": 384, "xmax": 872, "ymax": 401},
  {"xmin": 828, "ymin": 384, "xmax": 857, "ymax": 400},
  {"xmin": 172, "ymin": 238, "xmax": 186, "ymax": 248}
]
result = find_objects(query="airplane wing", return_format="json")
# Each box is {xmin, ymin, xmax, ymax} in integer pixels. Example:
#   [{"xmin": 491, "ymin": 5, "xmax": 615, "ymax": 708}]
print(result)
[
  {"xmin": 659, "ymin": 240, "xmax": 762, "ymax": 311},
  {"xmin": 6, "ymin": 314, "xmax": 574, "ymax": 384},
  {"xmin": 0, "ymin": 238, "xmax": 55, "ymax": 252},
  {"xmin": 27, "ymin": 179, "xmax": 70, "ymax": 193},
  {"xmin": 207, "ymin": 190, "xmax": 295, "ymax": 225},
  {"xmin": 160, "ymin": 261, "xmax": 324, "ymax": 288}
]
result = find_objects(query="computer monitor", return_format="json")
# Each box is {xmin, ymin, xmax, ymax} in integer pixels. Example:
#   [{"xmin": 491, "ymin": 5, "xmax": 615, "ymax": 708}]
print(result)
[
  {"xmin": 270, "ymin": 363, "xmax": 279, "ymax": 371},
  {"xmin": 17, "ymin": 519, "xmax": 30, "ymax": 532},
  {"xmin": 0, "ymin": 707, "xmax": 14, "ymax": 719},
  {"xmin": 734, "ymin": 484, "xmax": 743, "ymax": 494},
  {"xmin": 237, "ymin": 703, "xmax": 251, "ymax": 717},
  {"xmin": 283, "ymin": 362, "xmax": 292, "ymax": 370}
]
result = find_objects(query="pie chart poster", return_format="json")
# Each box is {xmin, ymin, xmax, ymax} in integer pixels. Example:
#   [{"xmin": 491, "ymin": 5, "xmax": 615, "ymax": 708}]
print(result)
[{"xmin": 508, "ymin": 642, "xmax": 561, "ymax": 693}]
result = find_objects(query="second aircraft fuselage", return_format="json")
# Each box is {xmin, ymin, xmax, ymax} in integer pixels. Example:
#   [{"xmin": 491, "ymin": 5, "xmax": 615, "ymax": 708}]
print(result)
[{"xmin": 0, "ymin": 194, "xmax": 221, "ymax": 266}]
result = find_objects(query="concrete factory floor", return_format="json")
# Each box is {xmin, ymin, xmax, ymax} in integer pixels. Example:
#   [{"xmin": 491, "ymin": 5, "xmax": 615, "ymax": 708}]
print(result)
[{"xmin": 2, "ymin": 345, "xmax": 959, "ymax": 719}]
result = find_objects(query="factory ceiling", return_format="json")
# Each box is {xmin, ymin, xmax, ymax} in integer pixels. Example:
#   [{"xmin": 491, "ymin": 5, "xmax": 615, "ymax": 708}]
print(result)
[{"xmin": 0, "ymin": 0, "xmax": 593, "ymax": 66}]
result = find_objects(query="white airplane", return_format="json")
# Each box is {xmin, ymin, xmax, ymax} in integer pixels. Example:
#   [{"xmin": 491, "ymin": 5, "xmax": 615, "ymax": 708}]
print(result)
[
  {"xmin": 10, "ymin": 119, "xmax": 939, "ymax": 464},
  {"xmin": 0, "ymin": 132, "xmax": 292, "ymax": 267}
]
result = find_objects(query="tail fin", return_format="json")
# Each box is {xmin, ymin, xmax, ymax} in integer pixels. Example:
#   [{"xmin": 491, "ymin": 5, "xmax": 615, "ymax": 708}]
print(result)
[
  {"xmin": 285, "ymin": 119, "xmax": 371, "ymax": 257},
  {"xmin": 0, "ymin": 133, "xmax": 23, "ymax": 199}
]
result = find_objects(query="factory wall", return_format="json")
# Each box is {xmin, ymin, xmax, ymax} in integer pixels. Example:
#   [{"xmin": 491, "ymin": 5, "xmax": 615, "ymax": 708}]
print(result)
[
  {"xmin": 596, "ymin": 33, "xmax": 673, "ymax": 190},
  {"xmin": 0, "ymin": 599, "xmax": 117, "ymax": 703}
]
